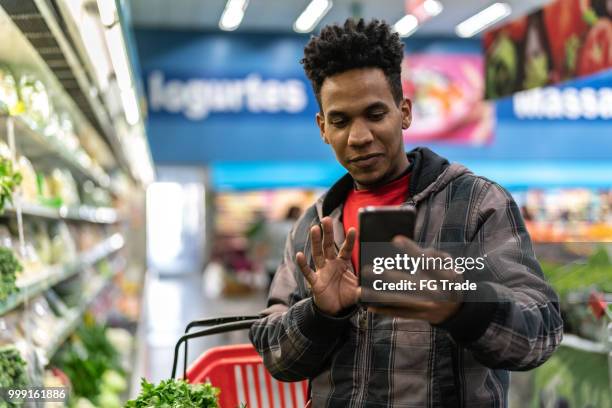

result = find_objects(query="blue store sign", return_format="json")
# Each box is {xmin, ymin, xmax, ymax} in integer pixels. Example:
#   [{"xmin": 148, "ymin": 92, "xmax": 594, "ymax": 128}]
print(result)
[
  {"xmin": 147, "ymin": 70, "xmax": 311, "ymax": 121},
  {"xmin": 496, "ymin": 69, "xmax": 612, "ymax": 122}
]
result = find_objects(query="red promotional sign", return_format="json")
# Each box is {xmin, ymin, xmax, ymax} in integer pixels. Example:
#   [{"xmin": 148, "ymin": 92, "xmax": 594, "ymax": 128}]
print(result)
[
  {"xmin": 401, "ymin": 54, "xmax": 494, "ymax": 145},
  {"xmin": 484, "ymin": 0, "xmax": 612, "ymax": 99}
]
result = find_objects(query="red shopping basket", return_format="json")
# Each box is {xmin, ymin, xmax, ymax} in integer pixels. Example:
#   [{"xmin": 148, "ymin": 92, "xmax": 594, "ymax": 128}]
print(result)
[{"xmin": 171, "ymin": 316, "xmax": 309, "ymax": 408}]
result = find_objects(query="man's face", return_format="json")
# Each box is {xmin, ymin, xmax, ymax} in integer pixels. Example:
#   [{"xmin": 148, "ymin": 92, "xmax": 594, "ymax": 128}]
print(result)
[{"xmin": 316, "ymin": 68, "xmax": 412, "ymax": 189}]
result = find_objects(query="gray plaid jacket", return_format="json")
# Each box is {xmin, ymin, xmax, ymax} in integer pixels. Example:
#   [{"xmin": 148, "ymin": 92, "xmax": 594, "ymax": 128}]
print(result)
[{"xmin": 249, "ymin": 147, "xmax": 563, "ymax": 407}]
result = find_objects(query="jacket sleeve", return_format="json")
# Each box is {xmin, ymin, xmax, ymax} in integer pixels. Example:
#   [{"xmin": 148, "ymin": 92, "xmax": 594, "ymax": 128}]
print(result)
[
  {"xmin": 438, "ymin": 181, "xmax": 563, "ymax": 371},
  {"xmin": 248, "ymin": 216, "xmax": 354, "ymax": 382}
]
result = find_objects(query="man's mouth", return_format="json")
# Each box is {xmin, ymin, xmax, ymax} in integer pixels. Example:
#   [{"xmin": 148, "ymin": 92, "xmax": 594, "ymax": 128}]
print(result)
[{"xmin": 349, "ymin": 153, "xmax": 384, "ymax": 168}]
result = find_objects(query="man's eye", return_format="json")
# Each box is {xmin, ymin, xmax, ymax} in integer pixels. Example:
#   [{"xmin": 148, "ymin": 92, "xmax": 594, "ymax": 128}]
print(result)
[
  {"xmin": 331, "ymin": 118, "xmax": 348, "ymax": 127},
  {"xmin": 369, "ymin": 111, "xmax": 386, "ymax": 121}
]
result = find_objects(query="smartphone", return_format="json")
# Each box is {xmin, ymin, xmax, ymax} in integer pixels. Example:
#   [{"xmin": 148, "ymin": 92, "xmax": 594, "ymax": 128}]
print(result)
[
  {"xmin": 358, "ymin": 206, "xmax": 416, "ymax": 244},
  {"xmin": 358, "ymin": 206, "xmax": 416, "ymax": 305}
]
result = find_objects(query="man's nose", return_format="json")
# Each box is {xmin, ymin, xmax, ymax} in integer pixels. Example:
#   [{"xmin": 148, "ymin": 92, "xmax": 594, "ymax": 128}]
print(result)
[{"xmin": 347, "ymin": 119, "xmax": 374, "ymax": 147}]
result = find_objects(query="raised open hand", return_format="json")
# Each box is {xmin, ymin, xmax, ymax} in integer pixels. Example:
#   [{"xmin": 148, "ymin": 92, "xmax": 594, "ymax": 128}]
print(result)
[{"xmin": 296, "ymin": 217, "xmax": 359, "ymax": 316}]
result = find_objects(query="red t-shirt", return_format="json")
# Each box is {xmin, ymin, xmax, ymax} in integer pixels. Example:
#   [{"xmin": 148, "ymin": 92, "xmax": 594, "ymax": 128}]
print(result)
[{"xmin": 342, "ymin": 172, "xmax": 411, "ymax": 274}]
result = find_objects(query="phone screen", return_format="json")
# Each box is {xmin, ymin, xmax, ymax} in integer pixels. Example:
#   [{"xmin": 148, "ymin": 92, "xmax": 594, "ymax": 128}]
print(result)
[{"xmin": 358, "ymin": 206, "xmax": 416, "ymax": 302}]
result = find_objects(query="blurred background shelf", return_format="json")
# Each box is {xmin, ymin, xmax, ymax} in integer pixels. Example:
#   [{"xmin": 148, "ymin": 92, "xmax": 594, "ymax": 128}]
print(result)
[
  {"xmin": 43, "ymin": 269, "xmax": 119, "ymax": 363},
  {"xmin": 0, "ymin": 115, "xmax": 112, "ymax": 191},
  {"xmin": 0, "ymin": 233, "xmax": 124, "ymax": 316},
  {"xmin": 4, "ymin": 202, "xmax": 119, "ymax": 224}
]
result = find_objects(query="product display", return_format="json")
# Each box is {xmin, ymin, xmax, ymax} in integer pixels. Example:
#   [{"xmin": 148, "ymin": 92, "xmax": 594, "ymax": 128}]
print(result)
[{"xmin": 0, "ymin": 2, "xmax": 147, "ymax": 407}]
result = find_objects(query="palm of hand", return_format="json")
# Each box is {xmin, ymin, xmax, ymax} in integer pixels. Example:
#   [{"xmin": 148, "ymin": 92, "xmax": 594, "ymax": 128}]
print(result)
[
  {"xmin": 310, "ymin": 258, "xmax": 358, "ymax": 314},
  {"xmin": 296, "ymin": 217, "xmax": 359, "ymax": 316}
]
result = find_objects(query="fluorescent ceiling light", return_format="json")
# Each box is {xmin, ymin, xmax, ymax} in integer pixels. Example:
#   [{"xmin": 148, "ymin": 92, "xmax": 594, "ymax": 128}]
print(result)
[
  {"xmin": 423, "ymin": 0, "xmax": 444, "ymax": 17},
  {"xmin": 96, "ymin": 0, "xmax": 117, "ymax": 27},
  {"xmin": 219, "ymin": 0, "xmax": 249, "ymax": 31},
  {"xmin": 394, "ymin": 14, "xmax": 419, "ymax": 37},
  {"xmin": 455, "ymin": 2, "xmax": 512, "ymax": 38},
  {"xmin": 105, "ymin": 24, "xmax": 132, "ymax": 91},
  {"xmin": 294, "ymin": 0, "xmax": 332, "ymax": 33}
]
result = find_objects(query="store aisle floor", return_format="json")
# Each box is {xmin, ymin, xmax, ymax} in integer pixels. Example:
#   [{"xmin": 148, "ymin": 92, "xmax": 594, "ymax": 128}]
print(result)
[{"xmin": 136, "ymin": 270, "xmax": 267, "ymax": 386}]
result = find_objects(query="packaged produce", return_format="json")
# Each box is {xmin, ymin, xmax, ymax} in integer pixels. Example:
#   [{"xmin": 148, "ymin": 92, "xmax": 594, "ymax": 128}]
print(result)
[
  {"xmin": 0, "ymin": 226, "xmax": 13, "ymax": 251},
  {"xmin": 16, "ymin": 155, "xmax": 37, "ymax": 204},
  {"xmin": 49, "ymin": 222, "xmax": 77, "ymax": 265},
  {"xmin": 27, "ymin": 296, "xmax": 61, "ymax": 348},
  {"xmin": 58, "ymin": 112, "xmax": 80, "ymax": 152},
  {"xmin": 16, "ymin": 234, "xmax": 44, "ymax": 284},
  {"xmin": 17, "ymin": 74, "xmax": 51, "ymax": 133},
  {"xmin": 48, "ymin": 169, "xmax": 80, "ymax": 207},
  {"xmin": 36, "ymin": 172, "xmax": 60, "ymax": 208},
  {"xmin": 81, "ymin": 180, "xmax": 112, "ymax": 207},
  {"xmin": 0, "ymin": 65, "xmax": 19, "ymax": 115},
  {"xmin": 0, "ymin": 313, "xmax": 24, "ymax": 347},
  {"xmin": 32, "ymin": 222, "xmax": 53, "ymax": 266}
]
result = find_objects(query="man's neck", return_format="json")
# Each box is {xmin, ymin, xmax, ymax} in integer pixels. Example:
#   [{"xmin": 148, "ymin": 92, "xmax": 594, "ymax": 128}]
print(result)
[{"xmin": 354, "ymin": 159, "xmax": 411, "ymax": 191}]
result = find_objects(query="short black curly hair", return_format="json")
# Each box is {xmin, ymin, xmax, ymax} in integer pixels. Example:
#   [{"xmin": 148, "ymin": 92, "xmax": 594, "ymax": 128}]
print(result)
[{"xmin": 301, "ymin": 18, "xmax": 404, "ymax": 109}]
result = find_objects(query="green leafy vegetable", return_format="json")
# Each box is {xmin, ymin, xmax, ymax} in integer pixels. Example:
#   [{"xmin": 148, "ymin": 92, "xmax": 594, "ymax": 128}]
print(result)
[
  {"xmin": 542, "ymin": 247, "xmax": 612, "ymax": 296},
  {"xmin": 53, "ymin": 322, "xmax": 125, "ymax": 403},
  {"xmin": 0, "ymin": 155, "xmax": 21, "ymax": 213},
  {"xmin": 0, "ymin": 346, "xmax": 28, "ymax": 408},
  {"xmin": 0, "ymin": 247, "xmax": 22, "ymax": 302},
  {"xmin": 125, "ymin": 378, "xmax": 219, "ymax": 408}
]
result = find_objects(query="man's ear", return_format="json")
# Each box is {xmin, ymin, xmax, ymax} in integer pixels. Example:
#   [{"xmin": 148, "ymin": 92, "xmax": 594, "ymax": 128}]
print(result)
[
  {"xmin": 316, "ymin": 112, "xmax": 329, "ymax": 144},
  {"xmin": 401, "ymin": 98, "xmax": 412, "ymax": 130}
]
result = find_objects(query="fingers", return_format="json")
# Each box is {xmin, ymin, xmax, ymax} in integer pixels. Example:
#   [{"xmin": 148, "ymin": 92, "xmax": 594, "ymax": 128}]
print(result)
[
  {"xmin": 297, "ymin": 252, "xmax": 317, "ymax": 287},
  {"xmin": 392, "ymin": 235, "xmax": 423, "ymax": 257},
  {"xmin": 310, "ymin": 224, "xmax": 325, "ymax": 269},
  {"xmin": 391, "ymin": 236, "xmax": 450, "ymax": 268},
  {"xmin": 321, "ymin": 217, "xmax": 337, "ymax": 260},
  {"xmin": 338, "ymin": 228, "xmax": 356, "ymax": 261},
  {"xmin": 342, "ymin": 269, "xmax": 358, "ymax": 284}
]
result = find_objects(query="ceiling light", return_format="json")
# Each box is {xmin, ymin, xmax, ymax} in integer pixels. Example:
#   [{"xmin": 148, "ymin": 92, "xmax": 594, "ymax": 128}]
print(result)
[
  {"xmin": 294, "ymin": 0, "xmax": 332, "ymax": 34},
  {"xmin": 96, "ymin": 0, "xmax": 117, "ymax": 27},
  {"xmin": 219, "ymin": 0, "xmax": 249, "ymax": 31},
  {"xmin": 455, "ymin": 3, "xmax": 512, "ymax": 38},
  {"xmin": 394, "ymin": 14, "xmax": 419, "ymax": 37},
  {"xmin": 423, "ymin": 0, "xmax": 443, "ymax": 17}
]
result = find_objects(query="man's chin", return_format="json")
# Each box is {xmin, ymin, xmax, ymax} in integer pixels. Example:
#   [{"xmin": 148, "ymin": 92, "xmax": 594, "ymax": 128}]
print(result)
[{"xmin": 351, "ymin": 171, "xmax": 386, "ymax": 188}]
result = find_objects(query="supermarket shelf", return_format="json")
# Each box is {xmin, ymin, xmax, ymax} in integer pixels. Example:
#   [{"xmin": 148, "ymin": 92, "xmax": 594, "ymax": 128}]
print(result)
[
  {"xmin": 4, "ymin": 202, "xmax": 119, "ymax": 224},
  {"xmin": 0, "ymin": 233, "xmax": 125, "ymax": 316},
  {"xmin": 44, "ymin": 272, "xmax": 117, "ymax": 362},
  {"xmin": 561, "ymin": 333, "xmax": 609, "ymax": 354},
  {"xmin": 0, "ymin": 115, "xmax": 112, "ymax": 190}
]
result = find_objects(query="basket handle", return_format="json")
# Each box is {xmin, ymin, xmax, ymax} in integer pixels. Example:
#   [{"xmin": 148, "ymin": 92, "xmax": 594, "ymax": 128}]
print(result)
[
  {"xmin": 182, "ymin": 315, "xmax": 261, "ymax": 380},
  {"xmin": 185, "ymin": 315, "xmax": 261, "ymax": 333},
  {"xmin": 172, "ymin": 318, "xmax": 260, "ymax": 379}
]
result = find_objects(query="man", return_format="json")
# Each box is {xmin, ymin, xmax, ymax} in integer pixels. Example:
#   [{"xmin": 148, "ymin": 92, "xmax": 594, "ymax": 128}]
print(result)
[{"xmin": 249, "ymin": 19, "xmax": 563, "ymax": 406}]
